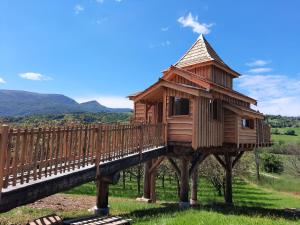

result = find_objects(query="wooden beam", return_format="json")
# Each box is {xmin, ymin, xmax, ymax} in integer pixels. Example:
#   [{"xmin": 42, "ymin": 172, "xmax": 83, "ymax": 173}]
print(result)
[
  {"xmin": 190, "ymin": 167, "xmax": 198, "ymax": 205},
  {"xmin": 149, "ymin": 156, "xmax": 165, "ymax": 174},
  {"xmin": 213, "ymin": 154, "xmax": 226, "ymax": 169},
  {"xmin": 167, "ymin": 157, "xmax": 181, "ymax": 177},
  {"xmin": 179, "ymin": 157, "xmax": 189, "ymax": 203},
  {"xmin": 232, "ymin": 151, "xmax": 245, "ymax": 168},
  {"xmin": 143, "ymin": 160, "xmax": 152, "ymax": 199},
  {"xmin": 224, "ymin": 153, "xmax": 233, "ymax": 204},
  {"xmin": 189, "ymin": 152, "xmax": 209, "ymax": 176}
]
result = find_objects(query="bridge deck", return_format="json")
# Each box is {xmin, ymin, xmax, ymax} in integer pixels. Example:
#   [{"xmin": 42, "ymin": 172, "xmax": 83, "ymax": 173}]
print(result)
[{"xmin": 0, "ymin": 123, "xmax": 166, "ymax": 212}]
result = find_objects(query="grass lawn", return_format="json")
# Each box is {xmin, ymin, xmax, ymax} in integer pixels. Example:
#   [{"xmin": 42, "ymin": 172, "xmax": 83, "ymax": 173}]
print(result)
[
  {"xmin": 247, "ymin": 153, "xmax": 300, "ymax": 194},
  {"xmin": 1, "ymin": 177, "xmax": 300, "ymax": 225},
  {"xmin": 272, "ymin": 127, "xmax": 300, "ymax": 143}
]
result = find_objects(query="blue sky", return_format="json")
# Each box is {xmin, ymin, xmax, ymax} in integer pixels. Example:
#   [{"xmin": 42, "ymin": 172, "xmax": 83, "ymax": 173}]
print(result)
[{"xmin": 0, "ymin": 0, "xmax": 299, "ymax": 115}]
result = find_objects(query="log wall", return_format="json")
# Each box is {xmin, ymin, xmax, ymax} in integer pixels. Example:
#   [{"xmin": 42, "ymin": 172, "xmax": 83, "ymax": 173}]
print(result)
[
  {"xmin": 194, "ymin": 96, "xmax": 224, "ymax": 148},
  {"xmin": 165, "ymin": 88, "xmax": 193, "ymax": 143},
  {"xmin": 238, "ymin": 116, "xmax": 257, "ymax": 144},
  {"xmin": 223, "ymin": 109, "xmax": 237, "ymax": 144}
]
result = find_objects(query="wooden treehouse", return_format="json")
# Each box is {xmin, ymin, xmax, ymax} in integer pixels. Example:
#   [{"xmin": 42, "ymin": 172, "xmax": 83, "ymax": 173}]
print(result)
[
  {"xmin": 0, "ymin": 35, "xmax": 271, "ymax": 217},
  {"xmin": 129, "ymin": 34, "xmax": 271, "ymax": 205},
  {"xmin": 129, "ymin": 34, "xmax": 271, "ymax": 150}
]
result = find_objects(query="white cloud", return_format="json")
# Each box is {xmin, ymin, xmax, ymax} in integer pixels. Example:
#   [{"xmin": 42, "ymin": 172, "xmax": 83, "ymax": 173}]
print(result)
[
  {"xmin": 161, "ymin": 27, "xmax": 169, "ymax": 32},
  {"xmin": 161, "ymin": 40, "xmax": 171, "ymax": 47},
  {"xmin": 75, "ymin": 95, "xmax": 133, "ymax": 108},
  {"xmin": 177, "ymin": 12, "xmax": 213, "ymax": 34},
  {"xmin": 237, "ymin": 74, "xmax": 300, "ymax": 116},
  {"xmin": 74, "ymin": 4, "xmax": 84, "ymax": 14},
  {"xmin": 149, "ymin": 40, "xmax": 171, "ymax": 49},
  {"xmin": 246, "ymin": 60, "xmax": 271, "ymax": 67},
  {"xmin": 96, "ymin": 17, "xmax": 108, "ymax": 24},
  {"xmin": 0, "ymin": 77, "xmax": 6, "ymax": 84},
  {"xmin": 19, "ymin": 72, "xmax": 52, "ymax": 81},
  {"xmin": 248, "ymin": 67, "xmax": 273, "ymax": 73}
]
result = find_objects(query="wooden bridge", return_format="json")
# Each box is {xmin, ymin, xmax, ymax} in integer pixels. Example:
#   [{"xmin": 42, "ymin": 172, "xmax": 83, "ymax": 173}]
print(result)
[{"xmin": 0, "ymin": 123, "xmax": 166, "ymax": 213}]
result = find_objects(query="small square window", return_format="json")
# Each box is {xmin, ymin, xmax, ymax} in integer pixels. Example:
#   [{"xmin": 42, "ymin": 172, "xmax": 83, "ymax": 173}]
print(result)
[
  {"xmin": 242, "ymin": 118, "xmax": 254, "ymax": 129},
  {"xmin": 169, "ymin": 97, "xmax": 190, "ymax": 116}
]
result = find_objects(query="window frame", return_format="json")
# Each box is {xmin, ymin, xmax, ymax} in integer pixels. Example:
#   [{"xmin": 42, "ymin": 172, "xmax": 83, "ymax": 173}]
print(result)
[
  {"xmin": 241, "ymin": 118, "xmax": 255, "ymax": 129},
  {"xmin": 169, "ymin": 96, "xmax": 190, "ymax": 117}
]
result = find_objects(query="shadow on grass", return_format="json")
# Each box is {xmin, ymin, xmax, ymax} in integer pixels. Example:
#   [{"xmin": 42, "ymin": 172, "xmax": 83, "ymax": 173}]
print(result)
[{"xmin": 122, "ymin": 202, "xmax": 299, "ymax": 221}]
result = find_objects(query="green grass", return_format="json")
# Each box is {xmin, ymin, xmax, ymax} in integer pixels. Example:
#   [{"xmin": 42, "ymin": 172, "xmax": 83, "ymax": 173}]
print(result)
[
  {"xmin": 1, "ymin": 177, "xmax": 299, "ymax": 225},
  {"xmin": 246, "ymin": 153, "xmax": 300, "ymax": 194},
  {"xmin": 272, "ymin": 127, "xmax": 300, "ymax": 143}
]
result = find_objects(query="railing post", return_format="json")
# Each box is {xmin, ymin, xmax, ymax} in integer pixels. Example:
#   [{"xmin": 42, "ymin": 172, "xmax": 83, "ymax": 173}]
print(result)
[
  {"xmin": 139, "ymin": 124, "xmax": 143, "ymax": 161},
  {"xmin": 0, "ymin": 125, "xmax": 9, "ymax": 199},
  {"xmin": 95, "ymin": 124, "xmax": 102, "ymax": 178}
]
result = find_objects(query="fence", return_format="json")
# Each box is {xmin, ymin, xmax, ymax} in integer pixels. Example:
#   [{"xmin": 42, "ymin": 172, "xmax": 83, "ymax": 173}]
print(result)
[{"xmin": 0, "ymin": 123, "xmax": 166, "ymax": 192}]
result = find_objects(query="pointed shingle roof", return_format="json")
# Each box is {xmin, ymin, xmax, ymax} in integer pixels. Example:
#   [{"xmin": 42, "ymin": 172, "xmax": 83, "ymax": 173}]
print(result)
[{"xmin": 175, "ymin": 35, "xmax": 237, "ymax": 76}]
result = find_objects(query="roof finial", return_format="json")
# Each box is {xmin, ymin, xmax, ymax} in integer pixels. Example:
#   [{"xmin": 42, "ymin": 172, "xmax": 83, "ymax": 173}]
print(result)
[{"xmin": 197, "ymin": 33, "xmax": 204, "ymax": 40}]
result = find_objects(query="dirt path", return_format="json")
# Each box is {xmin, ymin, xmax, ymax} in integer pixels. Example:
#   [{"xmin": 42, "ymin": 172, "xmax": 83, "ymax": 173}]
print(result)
[{"xmin": 29, "ymin": 193, "xmax": 96, "ymax": 211}]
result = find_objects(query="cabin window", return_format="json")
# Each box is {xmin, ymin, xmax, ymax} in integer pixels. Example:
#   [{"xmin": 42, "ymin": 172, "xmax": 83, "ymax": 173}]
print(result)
[
  {"xmin": 169, "ymin": 97, "xmax": 190, "ymax": 116},
  {"xmin": 242, "ymin": 118, "xmax": 254, "ymax": 129},
  {"xmin": 210, "ymin": 99, "xmax": 220, "ymax": 120}
]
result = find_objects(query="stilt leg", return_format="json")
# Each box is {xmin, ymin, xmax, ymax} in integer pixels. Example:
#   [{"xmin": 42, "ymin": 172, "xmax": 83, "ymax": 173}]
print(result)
[
  {"xmin": 190, "ymin": 167, "xmax": 198, "ymax": 206},
  {"xmin": 150, "ymin": 159, "xmax": 156, "ymax": 203},
  {"xmin": 224, "ymin": 154, "xmax": 233, "ymax": 204},
  {"xmin": 143, "ymin": 160, "xmax": 152, "ymax": 200},
  {"xmin": 179, "ymin": 157, "xmax": 190, "ymax": 207},
  {"xmin": 94, "ymin": 179, "xmax": 109, "ymax": 216}
]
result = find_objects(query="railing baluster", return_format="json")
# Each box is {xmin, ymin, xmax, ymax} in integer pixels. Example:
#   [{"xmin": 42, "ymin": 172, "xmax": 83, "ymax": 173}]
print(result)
[{"xmin": 0, "ymin": 125, "xmax": 9, "ymax": 197}]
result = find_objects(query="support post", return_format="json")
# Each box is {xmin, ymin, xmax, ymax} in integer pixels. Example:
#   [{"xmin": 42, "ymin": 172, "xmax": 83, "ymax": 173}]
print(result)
[
  {"xmin": 95, "ymin": 178, "xmax": 109, "ymax": 216},
  {"xmin": 224, "ymin": 154, "xmax": 232, "ymax": 204},
  {"xmin": 190, "ymin": 167, "xmax": 198, "ymax": 206},
  {"xmin": 179, "ymin": 157, "xmax": 190, "ymax": 207},
  {"xmin": 142, "ymin": 160, "xmax": 152, "ymax": 200},
  {"xmin": 150, "ymin": 159, "xmax": 156, "ymax": 203},
  {"xmin": 94, "ymin": 173, "xmax": 120, "ymax": 216}
]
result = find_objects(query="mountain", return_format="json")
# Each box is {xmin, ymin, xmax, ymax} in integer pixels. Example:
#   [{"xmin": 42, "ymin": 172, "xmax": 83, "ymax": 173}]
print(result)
[
  {"xmin": 0, "ymin": 90, "xmax": 132, "ymax": 117},
  {"xmin": 80, "ymin": 101, "xmax": 131, "ymax": 113}
]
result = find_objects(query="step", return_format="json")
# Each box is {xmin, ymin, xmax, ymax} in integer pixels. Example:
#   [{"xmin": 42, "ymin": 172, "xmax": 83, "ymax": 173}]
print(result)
[{"xmin": 63, "ymin": 216, "xmax": 132, "ymax": 225}]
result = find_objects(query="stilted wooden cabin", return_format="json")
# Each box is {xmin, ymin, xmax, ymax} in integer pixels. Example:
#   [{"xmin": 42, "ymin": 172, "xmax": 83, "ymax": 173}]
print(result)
[{"xmin": 129, "ymin": 34, "xmax": 271, "ymax": 149}]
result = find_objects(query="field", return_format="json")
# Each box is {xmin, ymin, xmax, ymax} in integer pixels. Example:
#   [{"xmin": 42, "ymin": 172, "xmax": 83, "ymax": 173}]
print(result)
[
  {"xmin": 0, "ymin": 121, "xmax": 299, "ymax": 224},
  {"xmin": 0, "ymin": 176, "xmax": 299, "ymax": 225},
  {"xmin": 271, "ymin": 127, "xmax": 300, "ymax": 143}
]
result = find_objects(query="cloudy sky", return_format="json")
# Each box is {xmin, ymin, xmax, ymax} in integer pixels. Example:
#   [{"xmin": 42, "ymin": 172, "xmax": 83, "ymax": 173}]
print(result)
[{"xmin": 0, "ymin": 0, "xmax": 299, "ymax": 115}]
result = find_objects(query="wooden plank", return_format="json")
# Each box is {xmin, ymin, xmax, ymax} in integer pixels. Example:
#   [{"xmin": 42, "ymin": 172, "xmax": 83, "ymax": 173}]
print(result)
[
  {"xmin": 0, "ymin": 125, "xmax": 9, "ymax": 195},
  {"xmin": 20, "ymin": 129, "xmax": 28, "ymax": 184}
]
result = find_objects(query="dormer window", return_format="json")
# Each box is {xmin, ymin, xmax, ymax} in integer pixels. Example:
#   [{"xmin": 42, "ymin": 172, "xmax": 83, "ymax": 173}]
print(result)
[{"xmin": 169, "ymin": 97, "xmax": 190, "ymax": 116}]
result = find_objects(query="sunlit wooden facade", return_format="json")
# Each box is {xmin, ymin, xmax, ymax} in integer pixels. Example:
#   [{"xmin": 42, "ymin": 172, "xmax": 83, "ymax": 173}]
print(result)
[{"xmin": 129, "ymin": 35, "xmax": 271, "ymax": 150}]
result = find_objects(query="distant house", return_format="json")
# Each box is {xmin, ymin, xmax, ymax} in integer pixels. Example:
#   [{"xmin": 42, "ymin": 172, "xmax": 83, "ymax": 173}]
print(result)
[{"xmin": 129, "ymin": 35, "xmax": 271, "ymax": 149}]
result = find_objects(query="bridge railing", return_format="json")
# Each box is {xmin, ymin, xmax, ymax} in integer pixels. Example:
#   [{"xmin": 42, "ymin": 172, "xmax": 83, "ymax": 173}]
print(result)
[
  {"xmin": 0, "ymin": 123, "xmax": 166, "ymax": 192},
  {"xmin": 256, "ymin": 120, "xmax": 271, "ymax": 145}
]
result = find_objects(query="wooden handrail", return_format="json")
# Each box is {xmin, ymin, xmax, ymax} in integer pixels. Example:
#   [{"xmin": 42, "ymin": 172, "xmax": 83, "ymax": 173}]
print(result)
[{"xmin": 0, "ymin": 123, "xmax": 165, "ymax": 192}]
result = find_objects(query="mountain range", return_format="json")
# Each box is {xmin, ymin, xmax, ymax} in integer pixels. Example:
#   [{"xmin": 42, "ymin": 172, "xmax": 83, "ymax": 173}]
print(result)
[{"xmin": 0, "ymin": 90, "xmax": 132, "ymax": 117}]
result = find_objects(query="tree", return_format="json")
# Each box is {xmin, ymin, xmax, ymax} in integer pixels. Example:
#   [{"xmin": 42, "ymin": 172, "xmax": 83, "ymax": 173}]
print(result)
[{"xmin": 262, "ymin": 153, "xmax": 284, "ymax": 173}]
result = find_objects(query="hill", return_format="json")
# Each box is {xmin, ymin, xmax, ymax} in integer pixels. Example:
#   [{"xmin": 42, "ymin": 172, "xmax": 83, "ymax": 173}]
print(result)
[
  {"xmin": 265, "ymin": 115, "xmax": 300, "ymax": 128},
  {"xmin": 0, "ymin": 90, "xmax": 132, "ymax": 117}
]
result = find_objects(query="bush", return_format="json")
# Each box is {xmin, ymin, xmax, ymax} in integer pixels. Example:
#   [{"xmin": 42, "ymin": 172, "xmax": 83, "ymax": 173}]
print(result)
[
  {"xmin": 262, "ymin": 153, "xmax": 284, "ymax": 173},
  {"xmin": 285, "ymin": 129, "xmax": 296, "ymax": 136},
  {"xmin": 272, "ymin": 128, "xmax": 281, "ymax": 135}
]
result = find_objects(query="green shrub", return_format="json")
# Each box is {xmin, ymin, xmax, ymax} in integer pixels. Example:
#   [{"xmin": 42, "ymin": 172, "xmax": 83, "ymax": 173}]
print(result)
[
  {"xmin": 284, "ymin": 129, "xmax": 296, "ymax": 136},
  {"xmin": 272, "ymin": 128, "xmax": 281, "ymax": 135},
  {"xmin": 262, "ymin": 153, "xmax": 284, "ymax": 173}
]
